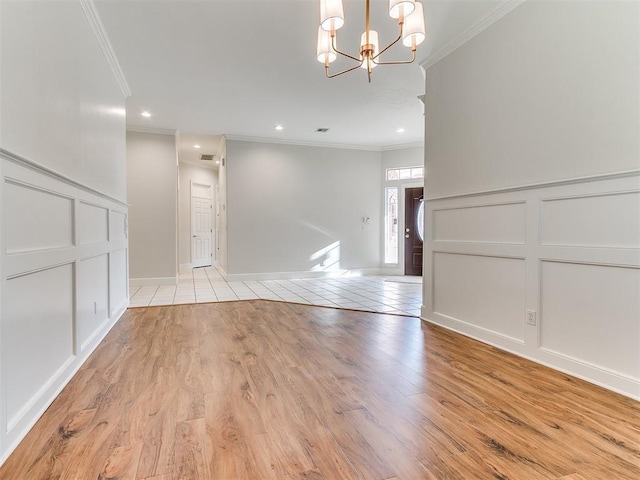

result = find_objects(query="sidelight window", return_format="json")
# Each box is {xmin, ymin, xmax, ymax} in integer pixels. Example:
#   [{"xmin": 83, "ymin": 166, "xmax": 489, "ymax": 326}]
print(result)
[{"xmin": 384, "ymin": 187, "xmax": 399, "ymax": 264}]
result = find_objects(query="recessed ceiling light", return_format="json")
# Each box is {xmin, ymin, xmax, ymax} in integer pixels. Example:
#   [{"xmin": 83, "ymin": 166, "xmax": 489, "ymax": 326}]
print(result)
[
  {"xmin": 275, "ymin": 125, "xmax": 284, "ymax": 131},
  {"xmin": 141, "ymin": 111, "xmax": 151, "ymax": 118},
  {"xmin": 397, "ymin": 127, "xmax": 405, "ymax": 133},
  {"xmin": 216, "ymin": 160, "xmax": 220, "ymax": 165},
  {"xmin": 194, "ymin": 144, "xmax": 201, "ymax": 149}
]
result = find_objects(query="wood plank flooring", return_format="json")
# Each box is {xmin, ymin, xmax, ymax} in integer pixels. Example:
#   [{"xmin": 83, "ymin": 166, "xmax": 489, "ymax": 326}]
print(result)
[{"xmin": 0, "ymin": 300, "xmax": 638, "ymax": 479}]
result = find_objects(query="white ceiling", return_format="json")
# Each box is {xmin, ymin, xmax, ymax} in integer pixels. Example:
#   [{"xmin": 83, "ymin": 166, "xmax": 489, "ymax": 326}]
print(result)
[{"xmin": 96, "ymin": 0, "xmax": 507, "ymax": 150}]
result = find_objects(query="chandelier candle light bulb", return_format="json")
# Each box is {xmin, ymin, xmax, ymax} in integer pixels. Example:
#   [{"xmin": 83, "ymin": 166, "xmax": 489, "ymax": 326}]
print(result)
[
  {"xmin": 320, "ymin": 0, "xmax": 345, "ymax": 31},
  {"xmin": 360, "ymin": 30, "xmax": 379, "ymax": 69},
  {"xmin": 317, "ymin": 0, "xmax": 425, "ymax": 82},
  {"xmin": 317, "ymin": 27, "xmax": 337, "ymax": 63},
  {"xmin": 403, "ymin": 2, "xmax": 426, "ymax": 47},
  {"xmin": 389, "ymin": 0, "xmax": 416, "ymax": 19}
]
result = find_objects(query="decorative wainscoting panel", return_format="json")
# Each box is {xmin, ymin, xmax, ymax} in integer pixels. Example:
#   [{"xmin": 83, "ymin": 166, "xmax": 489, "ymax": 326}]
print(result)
[
  {"xmin": 78, "ymin": 201, "xmax": 109, "ymax": 246},
  {"xmin": 110, "ymin": 210, "xmax": 127, "ymax": 242},
  {"xmin": 423, "ymin": 172, "xmax": 640, "ymax": 399},
  {"xmin": 110, "ymin": 248, "xmax": 129, "ymax": 318},
  {"xmin": 432, "ymin": 201, "xmax": 527, "ymax": 244},
  {"xmin": 0, "ymin": 152, "xmax": 129, "ymax": 463},
  {"xmin": 540, "ymin": 191, "xmax": 640, "ymax": 248},
  {"xmin": 433, "ymin": 252, "xmax": 525, "ymax": 342},
  {"xmin": 4, "ymin": 264, "xmax": 74, "ymax": 431},
  {"xmin": 540, "ymin": 260, "xmax": 640, "ymax": 379},
  {"xmin": 77, "ymin": 254, "xmax": 110, "ymax": 351},
  {"xmin": 4, "ymin": 180, "xmax": 74, "ymax": 254}
]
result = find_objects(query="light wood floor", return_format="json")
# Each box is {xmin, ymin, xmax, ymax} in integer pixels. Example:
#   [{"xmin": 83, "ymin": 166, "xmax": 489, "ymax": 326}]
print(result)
[{"xmin": 1, "ymin": 301, "xmax": 638, "ymax": 479}]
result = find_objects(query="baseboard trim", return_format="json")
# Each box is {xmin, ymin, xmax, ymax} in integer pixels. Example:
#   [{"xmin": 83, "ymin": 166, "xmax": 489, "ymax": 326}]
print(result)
[
  {"xmin": 420, "ymin": 310, "xmax": 640, "ymax": 401},
  {"xmin": 130, "ymin": 276, "xmax": 178, "ymax": 287},
  {"xmin": 379, "ymin": 266, "xmax": 405, "ymax": 276},
  {"xmin": 0, "ymin": 305, "xmax": 128, "ymax": 467},
  {"xmin": 214, "ymin": 264, "xmax": 229, "ymax": 280}
]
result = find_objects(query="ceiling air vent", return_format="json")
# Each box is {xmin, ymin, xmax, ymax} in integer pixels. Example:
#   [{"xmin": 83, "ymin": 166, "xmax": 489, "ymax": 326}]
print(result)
[
  {"xmin": 200, "ymin": 154, "xmax": 214, "ymax": 161},
  {"xmin": 315, "ymin": 128, "xmax": 330, "ymax": 133}
]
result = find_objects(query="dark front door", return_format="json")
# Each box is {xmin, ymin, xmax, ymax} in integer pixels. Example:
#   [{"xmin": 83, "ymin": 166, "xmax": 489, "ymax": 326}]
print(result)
[{"xmin": 404, "ymin": 187, "xmax": 424, "ymax": 276}]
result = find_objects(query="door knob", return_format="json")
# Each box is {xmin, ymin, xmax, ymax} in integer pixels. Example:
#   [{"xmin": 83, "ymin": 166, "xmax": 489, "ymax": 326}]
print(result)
[
  {"xmin": 405, "ymin": 234, "xmax": 410, "ymax": 238},
  {"xmin": 405, "ymin": 228, "xmax": 410, "ymax": 233}
]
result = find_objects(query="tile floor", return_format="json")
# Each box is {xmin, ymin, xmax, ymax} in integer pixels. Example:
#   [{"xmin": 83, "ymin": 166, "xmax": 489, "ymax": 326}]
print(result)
[{"xmin": 129, "ymin": 267, "xmax": 423, "ymax": 317}]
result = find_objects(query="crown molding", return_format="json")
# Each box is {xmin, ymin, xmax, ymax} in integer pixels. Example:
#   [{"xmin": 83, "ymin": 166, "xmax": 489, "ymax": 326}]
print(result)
[
  {"xmin": 381, "ymin": 142, "xmax": 424, "ymax": 152},
  {"xmin": 224, "ymin": 135, "xmax": 382, "ymax": 151},
  {"xmin": 79, "ymin": 0, "xmax": 131, "ymax": 98},
  {"xmin": 126, "ymin": 125, "xmax": 177, "ymax": 136},
  {"xmin": 224, "ymin": 135, "xmax": 423, "ymax": 152},
  {"xmin": 421, "ymin": 0, "xmax": 527, "ymax": 71}
]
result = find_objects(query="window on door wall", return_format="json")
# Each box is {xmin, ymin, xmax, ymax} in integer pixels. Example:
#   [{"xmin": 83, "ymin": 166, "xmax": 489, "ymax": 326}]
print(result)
[
  {"xmin": 385, "ymin": 187, "xmax": 399, "ymax": 264},
  {"xmin": 386, "ymin": 166, "xmax": 424, "ymax": 181}
]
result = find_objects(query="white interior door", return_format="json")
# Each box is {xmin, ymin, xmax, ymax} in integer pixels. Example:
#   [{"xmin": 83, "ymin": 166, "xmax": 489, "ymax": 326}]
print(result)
[{"xmin": 191, "ymin": 183, "xmax": 212, "ymax": 268}]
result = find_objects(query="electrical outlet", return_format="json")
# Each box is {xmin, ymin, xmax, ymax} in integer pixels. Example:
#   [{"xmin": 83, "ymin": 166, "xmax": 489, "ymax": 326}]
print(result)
[{"xmin": 526, "ymin": 310, "xmax": 536, "ymax": 326}]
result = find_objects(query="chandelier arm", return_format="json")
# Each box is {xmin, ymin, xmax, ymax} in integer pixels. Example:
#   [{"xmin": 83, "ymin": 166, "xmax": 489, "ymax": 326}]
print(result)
[
  {"xmin": 331, "ymin": 33, "xmax": 362, "ymax": 63},
  {"xmin": 373, "ymin": 48, "xmax": 416, "ymax": 66},
  {"xmin": 372, "ymin": 33, "xmax": 402, "ymax": 61},
  {"xmin": 325, "ymin": 61, "xmax": 365, "ymax": 78}
]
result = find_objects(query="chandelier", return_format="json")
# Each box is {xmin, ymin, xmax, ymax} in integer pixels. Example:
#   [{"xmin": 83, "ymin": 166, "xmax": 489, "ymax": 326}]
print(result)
[{"xmin": 316, "ymin": 0, "xmax": 426, "ymax": 82}]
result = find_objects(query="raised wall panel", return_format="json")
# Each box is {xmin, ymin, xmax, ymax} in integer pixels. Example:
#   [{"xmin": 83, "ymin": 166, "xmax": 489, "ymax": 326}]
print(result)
[
  {"xmin": 109, "ymin": 210, "xmax": 127, "ymax": 242},
  {"xmin": 433, "ymin": 252, "xmax": 526, "ymax": 341},
  {"xmin": 540, "ymin": 261, "xmax": 640, "ymax": 378},
  {"xmin": 1, "ymin": 154, "xmax": 129, "ymax": 464},
  {"xmin": 110, "ymin": 248, "xmax": 128, "ymax": 316},
  {"xmin": 4, "ymin": 181, "xmax": 73, "ymax": 254},
  {"xmin": 77, "ymin": 255, "xmax": 109, "ymax": 350},
  {"xmin": 540, "ymin": 192, "xmax": 640, "ymax": 248},
  {"xmin": 432, "ymin": 202, "xmax": 526, "ymax": 244},
  {"xmin": 78, "ymin": 202, "xmax": 108, "ymax": 245},
  {"xmin": 424, "ymin": 173, "xmax": 640, "ymax": 400},
  {"xmin": 3, "ymin": 264, "xmax": 74, "ymax": 429}
]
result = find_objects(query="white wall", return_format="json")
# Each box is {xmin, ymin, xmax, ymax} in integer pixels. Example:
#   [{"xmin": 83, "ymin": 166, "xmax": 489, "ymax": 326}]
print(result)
[
  {"xmin": 422, "ymin": 0, "xmax": 640, "ymax": 399},
  {"xmin": 225, "ymin": 140, "xmax": 382, "ymax": 279},
  {"xmin": 178, "ymin": 162, "xmax": 218, "ymax": 269},
  {"xmin": 0, "ymin": 0, "xmax": 129, "ymax": 464},
  {"xmin": 0, "ymin": 1, "xmax": 127, "ymax": 200},
  {"xmin": 425, "ymin": 0, "xmax": 639, "ymax": 198},
  {"xmin": 127, "ymin": 131, "xmax": 178, "ymax": 284},
  {"xmin": 381, "ymin": 146, "xmax": 424, "ymax": 171}
]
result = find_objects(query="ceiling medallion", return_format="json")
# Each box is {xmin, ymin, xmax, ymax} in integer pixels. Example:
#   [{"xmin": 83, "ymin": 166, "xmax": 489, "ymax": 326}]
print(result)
[{"xmin": 317, "ymin": 0, "xmax": 426, "ymax": 82}]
